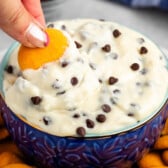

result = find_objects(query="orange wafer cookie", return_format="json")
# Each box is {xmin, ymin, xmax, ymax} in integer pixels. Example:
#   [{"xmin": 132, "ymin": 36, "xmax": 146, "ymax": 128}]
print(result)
[
  {"xmin": 0, "ymin": 140, "xmax": 22, "ymax": 156},
  {"xmin": 18, "ymin": 28, "xmax": 69, "ymax": 70},
  {"xmin": 0, "ymin": 152, "xmax": 23, "ymax": 167},
  {"xmin": 2, "ymin": 163, "xmax": 35, "ymax": 168},
  {"xmin": 162, "ymin": 119, "xmax": 168, "ymax": 136},
  {"xmin": 138, "ymin": 152, "xmax": 165, "ymax": 168},
  {"xmin": 162, "ymin": 150, "xmax": 168, "ymax": 165},
  {"xmin": 0, "ymin": 127, "xmax": 9, "ymax": 140},
  {"xmin": 0, "ymin": 113, "xmax": 4, "ymax": 126}
]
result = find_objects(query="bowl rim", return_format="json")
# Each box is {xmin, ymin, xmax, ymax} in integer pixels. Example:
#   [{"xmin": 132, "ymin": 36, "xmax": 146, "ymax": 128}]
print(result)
[{"xmin": 0, "ymin": 41, "xmax": 168, "ymax": 138}]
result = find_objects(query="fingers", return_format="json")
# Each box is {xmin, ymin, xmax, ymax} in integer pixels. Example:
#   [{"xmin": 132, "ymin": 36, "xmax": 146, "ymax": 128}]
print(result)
[
  {"xmin": 0, "ymin": 0, "xmax": 48, "ymax": 48},
  {"xmin": 22, "ymin": 0, "xmax": 45, "ymax": 26}
]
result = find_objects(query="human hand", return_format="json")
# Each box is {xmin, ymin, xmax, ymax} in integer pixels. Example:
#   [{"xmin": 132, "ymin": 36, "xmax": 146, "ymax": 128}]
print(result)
[{"xmin": 0, "ymin": 0, "xmax": 48, "ymax": 48}]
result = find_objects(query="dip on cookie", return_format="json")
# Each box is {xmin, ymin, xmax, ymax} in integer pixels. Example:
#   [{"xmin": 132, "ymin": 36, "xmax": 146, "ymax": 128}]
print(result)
[{"xmin": 3, "ymin": 19, "xmax": 168, "ymax": 137}]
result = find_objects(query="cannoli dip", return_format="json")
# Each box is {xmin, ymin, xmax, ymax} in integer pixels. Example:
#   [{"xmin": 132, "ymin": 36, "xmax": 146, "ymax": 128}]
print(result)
[{"xmin": 3, "ymin": 19, "xmax": 168, "ymax": 137}]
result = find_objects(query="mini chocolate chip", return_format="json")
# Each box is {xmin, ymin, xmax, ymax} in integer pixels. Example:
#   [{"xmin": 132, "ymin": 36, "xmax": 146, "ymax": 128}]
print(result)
[
  {"xmin": 52, "ymin": 79, "xmax": 61, "ymax": 89},
  {"xmin": 82, "ymin": 112, "xmax": 87, "ymax": 117},
  {"xmin": 113, "ymin": 89, "xmax": 120, "ymax": 94},
  {"xmin": 96, "ymin": 114, "xmax": 106, "ymax": 123},
  {"xmin": 98, "ymin": 79, "xmax": 103, "ymax": 83},
  {"xmin": 5, "ymin": 65, "xmax": 13, "ymax": 74},
  {"xmin": 31, "ymin": 96, "xmax": 42, "ymax": 105},
  {"xmin": 137, "ymin": 38, "xmax": 145, "ymax": 44},
  {"xmin": 102, "ymin": 44, "xmax": 111, "ymax": 52},
  {"xmin": 99, "ymin": 18, "xmax": 105, "ymax": 21},
  {"xmin": 110, "ymin": 97, "xmax": 117, "ymax": 105},
  {"xmin": 144, "ymin": 82, "xmax": 150, "ymax": 87},
  {"xmin": 61, "ymin": 61, "xmax": 69, "ymax": 67},
  {"xmin": 159, "ymin": 56, "xmax": 163, "ymax": 60},
  {"xmin": 73, "ymin": 113, "xmax": 80, "ymax": 118},
  {"xmin": 110, "ymin": 53, "xmax": 118, "ymax": 60},
  {"xmin": 43, "ymin": 116, "xmax": 52, "ymax": 125},
  {"xmin": 71, "ymin": 77, "xmax": 78, "ymax": 86},
  {"xmin": 130, "ymin": 103, "xmax": 136, "ymax": 107},
  {"xmin": 140, "ymin": 68, "xmax": 148, "ymax": 75},
  {"xmin": 87, "ymin": 42, "xmax": 98, "ymax": 53},
  {"xmin": 17, "ymin": 71, "xmax": 22, "ymax": 77},
  {"xmin": 113, "ymin": 29, "xmax": 121, "ymax": 38},
  {"xmin": 61, "ymin": 25, "xmax": 66, "ymax": 30},
  {"xmin": 74, "ymin": 41, "xmax": 82, "ymax": 48},
  {"xmin": 101, "ymin": 104, "xmax": 111, "ymax": 113},
  {"xmin": 108, "ymin": 76, "xmax": 118, "ymax": 85},
  {"xmin": 47, "ymin": 23, "xmax": 54, "ymax": 28},
  {"xmin": 76, "ymin": 127, "xmax": 86, "ymax": 137},
  {"xmin": 76, "ymin": 57, "xmax": 84, "ymax": 64},
  {"xmin": 127, "ymin": 113, "xmax": 134, "ymax": 117},
  {"xmin": 56, "ymin": 90, "xmax": 66, "ymax": 95},
  {"xmin": 86, "ymin": 119, "xmax": 95, "ymax": 128},
  {"xmin": 89, "ymin": 63, "xmax": 96, "ymax": 70},
  {"xmin": 131, "ymin": 103, "xmax": 140, "ymax": 111},
  {"xmin": 136, "ymin": 82, "xmax": 142, "ymax": 86},
  {"xmin": 130, "ymin": 63, "xmax": 140, "ymax": 71},
  {"xmin": 140, "ymin": 46, "xmax": 148, "ymax": 54},
  {"xmin": 68, "ymin": 107, "xmax": 77, "ymax": 111}
]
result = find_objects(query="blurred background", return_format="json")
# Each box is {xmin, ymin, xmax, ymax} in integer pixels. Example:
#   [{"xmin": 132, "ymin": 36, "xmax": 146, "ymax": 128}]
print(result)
[{"xmin": 0, "ymin": 0, "xmax": 168, "ymax": 56}]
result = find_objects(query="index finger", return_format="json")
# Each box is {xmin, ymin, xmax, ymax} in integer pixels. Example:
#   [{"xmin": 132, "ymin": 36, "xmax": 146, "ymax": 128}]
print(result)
[{"xmin": 22, "ymin": 0, "xmax": 45, "ymax": 26}]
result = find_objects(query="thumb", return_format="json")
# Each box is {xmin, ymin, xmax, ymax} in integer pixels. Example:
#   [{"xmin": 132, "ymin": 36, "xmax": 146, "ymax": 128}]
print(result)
[{"xmin": 0, "ymin": 0, "xmax": 48, "ymax": 48}]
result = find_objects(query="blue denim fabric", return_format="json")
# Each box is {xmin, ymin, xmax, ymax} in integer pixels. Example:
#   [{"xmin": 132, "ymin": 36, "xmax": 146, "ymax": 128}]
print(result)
[{"xmin": 113, "ymin": 0, "xmax": 168, "ymax": 10}]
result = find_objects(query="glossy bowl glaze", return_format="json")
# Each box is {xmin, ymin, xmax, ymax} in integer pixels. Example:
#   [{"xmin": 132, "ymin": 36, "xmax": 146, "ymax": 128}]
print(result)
[{"xmin": 0, "ymin": 43, "xmax": 168, "ymax": 168}]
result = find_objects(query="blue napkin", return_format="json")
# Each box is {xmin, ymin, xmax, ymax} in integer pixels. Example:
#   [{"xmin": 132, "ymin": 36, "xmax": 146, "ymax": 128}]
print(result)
[{"xmin": 113, "ymin": 0, "xmax": 168, "ymax": 10}]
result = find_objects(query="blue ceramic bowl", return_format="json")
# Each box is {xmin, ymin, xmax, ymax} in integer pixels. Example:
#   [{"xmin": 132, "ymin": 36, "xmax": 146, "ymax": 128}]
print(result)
[{"xmin": 0, "ymin": 43, "xmax": 168, "ymax": 168}]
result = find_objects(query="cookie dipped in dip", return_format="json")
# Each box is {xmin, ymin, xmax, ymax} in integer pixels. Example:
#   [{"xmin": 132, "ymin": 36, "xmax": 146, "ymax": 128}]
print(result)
[{"xmin": 3, "ymin": 19, "xmax": 168, "ymax": 137}]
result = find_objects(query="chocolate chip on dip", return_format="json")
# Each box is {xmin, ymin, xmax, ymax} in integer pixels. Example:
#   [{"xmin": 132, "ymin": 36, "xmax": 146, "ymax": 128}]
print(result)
[
  {"xmin": 102, "ymin": 44, "xmax": 111, "ymax": 52},
  {"xmin": 76, "ymin": 127, "xmax": 86, "ymax": 137},
  {"xmin": 31, "ymin": 96, "xmax": 42, "ymax": 105},
  {"xmin": 130, "ymin": 63, "xmax": 140, "ymax": 71},
  {"xmin": 86, "ymin": 119, "xmax": 95, "ymax": 128},
  {"xmin": 113, "ymin": 29, "xmax": 121, "ymax": 38},
  {"xmin": 96, "ymin": 114, "xmax": 106, "ymax": 123},
  {"xmin": 108, "ymin": 76, "xmax": 118, "ymax": 85},
  {"xmin": 5, "ymin": 65, "xmax": 14, "ymax": 74},
  {"xmin": 74, "ymin": 41, "xmax": 82, "ymax": 49},
  {"xmin": 140, "ymin": 46, "xmax": 148, "ymax": 54},
  {"xmin": 71, "ymin": 77, "xmax": 78, "ymax": 86},
  {"xmin": 43, "ymin": 116, "xmax": 52, "ymax": 125},
  {"xmin": 101, "ymin": 104, "xmax": 111, "ymax": 113}
]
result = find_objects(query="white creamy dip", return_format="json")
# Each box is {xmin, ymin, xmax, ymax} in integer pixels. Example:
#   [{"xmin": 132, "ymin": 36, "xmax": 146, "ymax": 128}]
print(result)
[{"xmin": 3, "ymin": 19, "xmax": 168, "ymax": 137}]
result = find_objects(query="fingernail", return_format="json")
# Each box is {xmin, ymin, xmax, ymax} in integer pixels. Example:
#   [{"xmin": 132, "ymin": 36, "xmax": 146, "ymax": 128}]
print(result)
[
  {"xmin": 26, "ymin": 23, "xmax": 49, "ymax": 48},
  {"xmin": 44, "ymin": 32, "xmax": 50, "ymax": 46}
]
